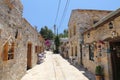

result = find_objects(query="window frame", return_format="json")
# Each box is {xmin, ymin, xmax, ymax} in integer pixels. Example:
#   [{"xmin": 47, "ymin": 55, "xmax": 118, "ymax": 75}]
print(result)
[{"xmin": 89, "ymin": 44, "xmax": 94, "ymax": 61}]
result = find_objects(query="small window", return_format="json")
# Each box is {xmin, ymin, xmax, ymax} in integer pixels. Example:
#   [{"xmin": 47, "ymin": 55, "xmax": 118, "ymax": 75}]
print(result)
[
  {"xmin": 3, "ymin": 42, "xmax": 14, "ymax": 61},
  {"xmin": 75, "ymin": 46, "xmax": 77, "ymax": 56},
  {"xmin": 74, "ymin": 25, "xmax": 76, "ymax": 35},
  {"xmin": 39, "ymin": 47, "xmax": 41, "ymax": 53},
  {"xmin": 35, "ymin": 46, "xmax": 37, "ymax": 53},
  {"xmin": 8, "ymin": 42, "xmax": 14, "ymax": 60},
  {"xmin": 71, "ymin": 47, "xmax": 73, "ymax": 56},
  {"xmin": 15, "ymin": 29, "xmax": 18, "ymax": 39},
  {"xmin": 89, "ymin": 44, "xmax": 94, "ymax": 61},
  {"xmin": 35, "ymin": 46, "xmax": 39, "ymax": 53},
  {"xmin": 93, "ymin": 20, "xmax": 98, "ymax": 24}
]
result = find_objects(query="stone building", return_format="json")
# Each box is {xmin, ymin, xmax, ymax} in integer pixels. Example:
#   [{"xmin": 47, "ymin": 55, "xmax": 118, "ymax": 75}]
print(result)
[
  {"xmin": 83, "ymin": 8, "xmax": 120, "ymax": 80},
  {"xmin": 22, "ymin": 19, "xmax": 44, "ymax": 69},
  {"xmin": 0, "ymin": 0, "xmax": 44, "ymax": 80},
  {"xmin": 68, "ymin": 9, "xmax": 111, "ymax": 65},
  {"xmin": 59, "ymin": 38, "xmax": 69, "ymax": 59}
]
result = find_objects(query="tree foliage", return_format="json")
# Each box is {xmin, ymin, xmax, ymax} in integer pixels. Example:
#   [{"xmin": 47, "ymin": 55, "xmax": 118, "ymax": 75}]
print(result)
[
  {"xmin": 54, "ymin": 35, "xmax": 60, "ymax": 53},
  {"xmin": 59, "ymin": 29, "xmax": 68, "ymax": 38},
  {"xmin": 39, "ymin": 26, "xmax": 54, "ymax": 40}
]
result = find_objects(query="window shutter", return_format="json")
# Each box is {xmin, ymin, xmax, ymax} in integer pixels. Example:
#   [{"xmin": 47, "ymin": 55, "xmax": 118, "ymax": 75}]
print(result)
[{"xmin": 3, "ymin": 42, "xmax": 8, "ymax": 61}]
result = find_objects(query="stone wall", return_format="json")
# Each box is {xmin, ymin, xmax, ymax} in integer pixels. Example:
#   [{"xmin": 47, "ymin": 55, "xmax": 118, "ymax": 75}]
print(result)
[
  {"xmin": 68, "ymin": 9, "xmax": 111, "ymax": 65},
  {"xmin": 22, "ymin": 18, "xmax": 43, "ymax": 67},
  {"xmin": 83, "ymin": 9, "xmax": 120, "ymax": 80},
  {"xmin": 59, "ymin": 38, "xmax": 69, "ymax": 59},
  {"xmin": 0, "ymin": 0, "xmax": 43, "ymax": 80}
]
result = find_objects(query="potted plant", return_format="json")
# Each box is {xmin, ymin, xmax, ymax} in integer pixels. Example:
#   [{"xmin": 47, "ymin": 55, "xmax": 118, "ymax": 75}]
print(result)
[{"xmin": 95, "ymin": 65, "xmax": 103, "ymax": 80}]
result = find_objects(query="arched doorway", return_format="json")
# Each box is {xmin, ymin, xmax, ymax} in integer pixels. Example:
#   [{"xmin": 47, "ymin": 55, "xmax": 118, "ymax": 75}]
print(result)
[
  {"xmin": 110, "ymin": 41, "xmax": 120, "ymax": 80},
  {"xmin": 27, "ymin": 43, "xmax": 32, "ymax": 70}
]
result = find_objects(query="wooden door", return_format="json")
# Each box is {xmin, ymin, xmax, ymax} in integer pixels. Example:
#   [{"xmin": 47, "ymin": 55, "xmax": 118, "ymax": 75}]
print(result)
[
  {"xmin": 110, "ymin": 42, "xmax": 120, "ymax": 80},
  {"xmin": 27, "ymin": 43, "xmax": 32, "ymax": 70}
]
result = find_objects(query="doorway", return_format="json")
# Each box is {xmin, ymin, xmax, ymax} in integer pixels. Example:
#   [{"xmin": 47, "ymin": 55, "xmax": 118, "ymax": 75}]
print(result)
[
  {"xmin": 110, "ymin": 42, "xmax": 120, "ymax": 80},
  {"xmin": 27, "ymin": 43, "xmax": 32, "ymax": 70},
  {"xmin": 80, "ymin": 44, "xmax": 83, "ymax": 65}
]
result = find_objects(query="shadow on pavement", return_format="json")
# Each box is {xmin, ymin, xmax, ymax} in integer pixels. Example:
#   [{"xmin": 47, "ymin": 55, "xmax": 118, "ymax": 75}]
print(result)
[{"xmin": 66, "ymin": 59, "xmax": 95, "ymax": 80}]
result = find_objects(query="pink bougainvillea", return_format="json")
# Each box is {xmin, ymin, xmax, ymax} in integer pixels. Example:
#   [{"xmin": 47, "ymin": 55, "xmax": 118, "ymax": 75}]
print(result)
[{"xmin": 45, "ymin": 40, "xmax": 51, "ymax": 48}]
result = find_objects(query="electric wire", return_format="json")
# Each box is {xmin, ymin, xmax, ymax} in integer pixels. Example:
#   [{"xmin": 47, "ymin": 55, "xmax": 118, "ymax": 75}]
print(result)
[
  {"xmin": 54, "ymin": 0, "xmax": 61, "ymax": 24},
  {"xmin": 58, "ymin": 0, "xmax": 70, "ymax": 30},
  {"xmin": 51, "ymin": 0, "xmax": 61, "ymax": 33}
]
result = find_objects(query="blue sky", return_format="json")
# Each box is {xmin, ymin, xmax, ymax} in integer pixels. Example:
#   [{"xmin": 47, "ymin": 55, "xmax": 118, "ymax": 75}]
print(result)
[{"xmin": 21, "ymin": 0, "xmax": 120, "ymax": 33}]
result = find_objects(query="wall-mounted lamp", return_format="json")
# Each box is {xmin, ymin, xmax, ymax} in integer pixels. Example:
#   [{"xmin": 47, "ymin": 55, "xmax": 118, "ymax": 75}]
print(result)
[
  {"xmin": 109, "ymin": 22, "xmax": 113, "ymax": 29},
  {"xmin": 111, "ymin": 31, "xmax": 118, "ymax": 38},
  {"xmin": 112, "ymin": 31, "xmax": 116, "ymax": 35},
  {"xmin": 93, "ymin": 41, "xmax": 97, "ymax": 45}
]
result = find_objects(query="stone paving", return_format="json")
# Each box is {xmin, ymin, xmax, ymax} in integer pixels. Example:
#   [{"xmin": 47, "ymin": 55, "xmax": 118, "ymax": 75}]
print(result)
[{"xmin": 21, "ymin": 51, "xmax": 95, "ymax": 80}]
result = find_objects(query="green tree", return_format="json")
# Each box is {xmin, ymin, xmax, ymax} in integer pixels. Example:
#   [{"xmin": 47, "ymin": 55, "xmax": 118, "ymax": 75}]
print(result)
[
  {"xmin": 59, "ymin": 33, "xmax": 64, "ymax": 38},
  {"xmin": 58, "ymin": 29, "xmax": 68, "ymax": 38},
  {"xmin": 54, "ymin": 35, "xmax": 60, "ymax": 53},
  {"xmin": 63, "ymin": 29, "xmax": 68, "ymax": 37},
  {"xmin": 39, "ymin": 26, "xmax": 54, "ymax": 40}
]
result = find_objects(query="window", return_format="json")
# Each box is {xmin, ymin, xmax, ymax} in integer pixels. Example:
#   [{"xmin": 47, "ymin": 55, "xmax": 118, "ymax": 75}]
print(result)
[
  {"xmin": 3, "ymin": 42, "xmax": 14, "ymax": 61},
  {"xmin": 93, "ymin": 20, "xmax": 98, "ymax": 24},
  {"xmin": 75, "ymin": 46, "xmax": 77, "ymax": 56},
  {"xmin": 39, "ymin": 46, "xmax": 41, "ymax": 53},
  {"xmin": 89, "ymin": 44, "xmax": 94, "ymax": 61},
  {"xmin": 71, "ymin": 47, "xmax": 73, "ymax": 56},
  {"xmin": 15, "ymin": 29, "xmax": 18, "ymax": 39},
  {"xmin": 8, "ymin": 42, "xmax": 14, "ymax": 60},
  {"xmin": 35, "ymin": 46, "xmax": 39, "ymax": 53},
  {"xmin": 74, "ymin": 25, "xmax": 76, "ymax": 35},
  {"xmin": 35, "ymin": 46, "xmax": 37, "ymax": 53}
]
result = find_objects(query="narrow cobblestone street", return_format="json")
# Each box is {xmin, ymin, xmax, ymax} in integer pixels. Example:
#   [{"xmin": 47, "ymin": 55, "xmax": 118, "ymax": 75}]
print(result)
[{"xmin": 21, "ymin": 51, "xmax": 92, "ymax": 80}]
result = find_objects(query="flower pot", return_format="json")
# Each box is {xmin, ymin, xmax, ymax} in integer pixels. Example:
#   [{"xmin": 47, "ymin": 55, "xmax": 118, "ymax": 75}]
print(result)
[{"xmin": 95, "ymin": 75, "xmax": 102, "ymax": 80}]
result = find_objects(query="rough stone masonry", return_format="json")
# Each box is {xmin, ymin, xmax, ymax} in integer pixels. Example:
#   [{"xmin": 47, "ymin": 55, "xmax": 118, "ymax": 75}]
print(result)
[{"xmin": 0, "ymin": 0, "xmax": 43, "ymax": 80}]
